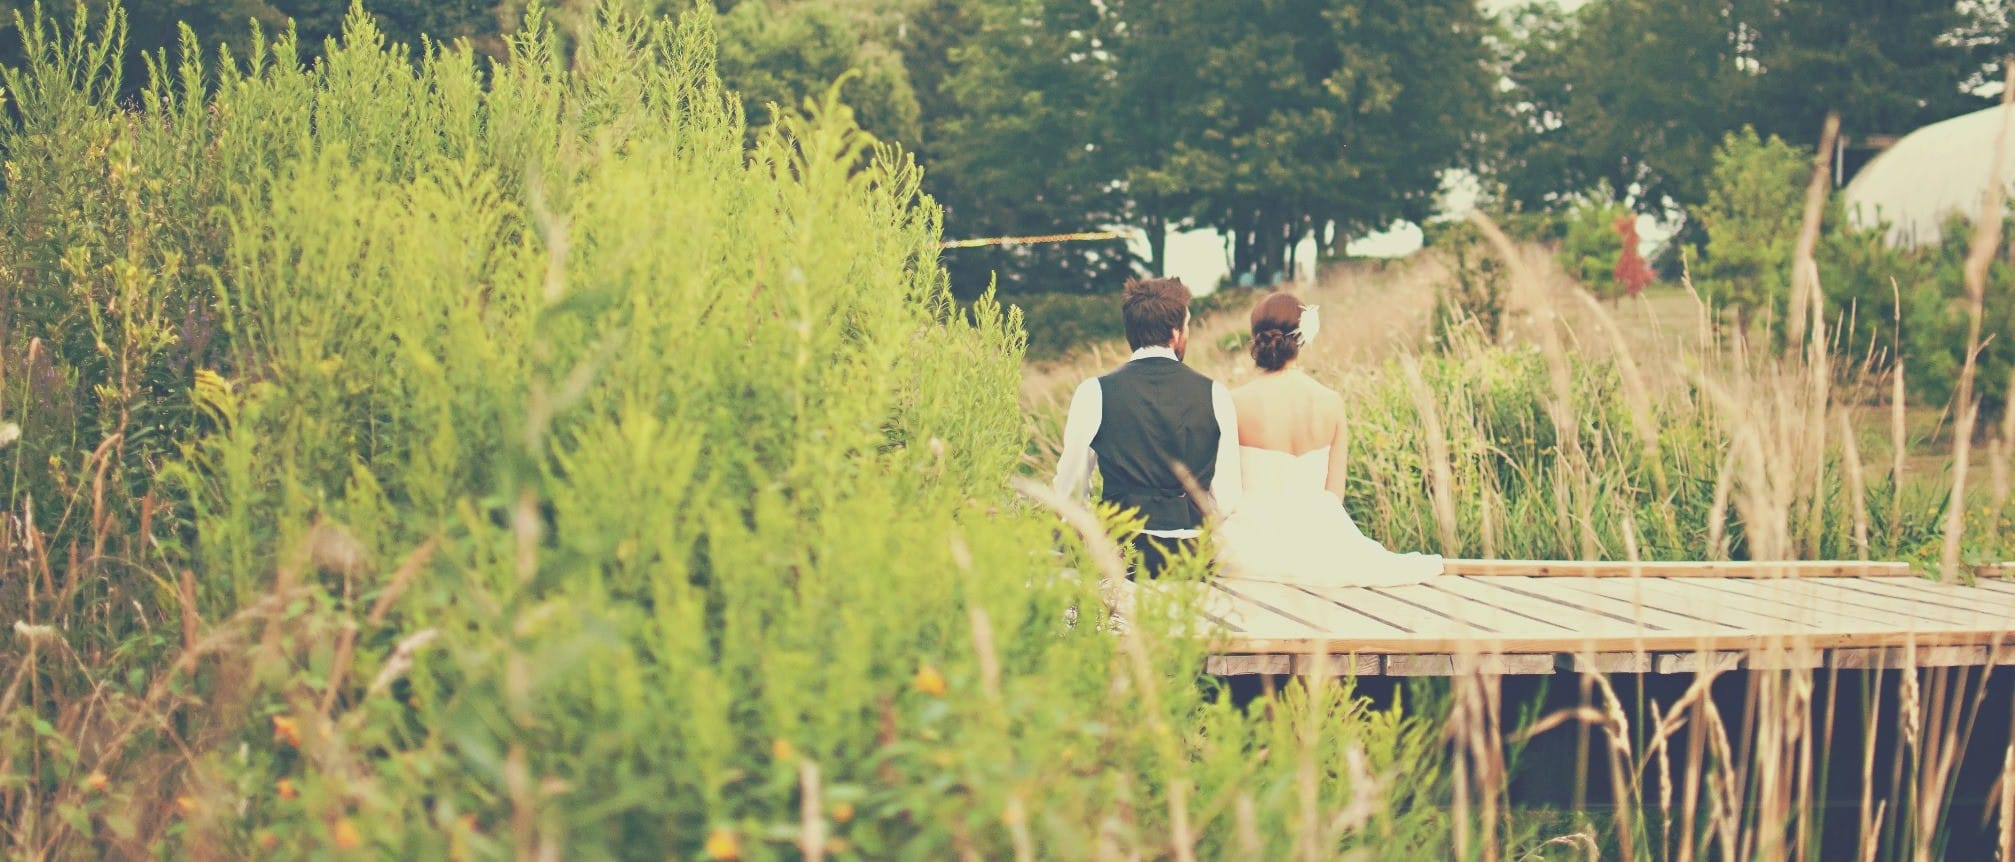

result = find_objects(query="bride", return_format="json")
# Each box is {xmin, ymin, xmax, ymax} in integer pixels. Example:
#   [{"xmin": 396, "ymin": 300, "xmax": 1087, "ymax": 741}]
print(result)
[{"xmin": 1214, "ymin": 292, "xmax": 1443, "ymax": 586}]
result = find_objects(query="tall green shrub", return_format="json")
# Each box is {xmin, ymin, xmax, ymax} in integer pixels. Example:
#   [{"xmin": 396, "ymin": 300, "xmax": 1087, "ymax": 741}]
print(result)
[
  {"xmin": 1691, "ymin": 127, "xmax": 1809, "ymax": 335},
  {"xmin": 0, "ymin": 5, "xmax": 1455, "ymax": 858}
]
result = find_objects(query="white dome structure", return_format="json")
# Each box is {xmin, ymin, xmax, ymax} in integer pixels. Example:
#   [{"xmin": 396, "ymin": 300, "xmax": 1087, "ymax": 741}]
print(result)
[{"xmin": 1843, "ymin": 103, "xmax": 2015, "ymax": 247}]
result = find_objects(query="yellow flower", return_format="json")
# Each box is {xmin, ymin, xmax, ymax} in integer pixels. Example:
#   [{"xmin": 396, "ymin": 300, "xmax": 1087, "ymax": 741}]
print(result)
[
  {"xmin": 771, "ymin": 739, "xmax": 796, "ymax": 762},
  {"xmin": 272, "ymin": 715, "xmax": 301, "ymax": 748},
  {"xmin": 831, "ymin": 802, "xmax": 854, "ymax": 824},
  {"xmin": 913, "ymin": 665, "xmax": 947, "ymax": 697},
  {"xmin": 175, "ymin": 796, "xmax": 200, "ymax": 816},
  {"xmin": 333, "ymin": 818, "xmax": 362, "ymax": 850},
  {"xmin": 84, "ymin": 771, "xmax": 108, "ymax": 792},
  {"xmin": 704, "ymin": 828, "xmax": 741, "ymax": 860},
  {"xmin": 277, "ymin": 778, "xmax": 298, "ymax": 800}
]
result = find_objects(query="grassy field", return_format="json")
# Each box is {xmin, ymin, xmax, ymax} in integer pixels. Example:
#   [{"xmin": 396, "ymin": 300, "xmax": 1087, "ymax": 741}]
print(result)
[{"xmin": 2, "ymin": 3, "xmax": 2013, "ymax": 859}]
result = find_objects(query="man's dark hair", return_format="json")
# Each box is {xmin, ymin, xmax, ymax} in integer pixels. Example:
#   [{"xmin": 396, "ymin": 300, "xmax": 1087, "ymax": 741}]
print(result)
[{"xmin": 1120, "ymin": 277, "xmax": 1191, "ymax": 350}]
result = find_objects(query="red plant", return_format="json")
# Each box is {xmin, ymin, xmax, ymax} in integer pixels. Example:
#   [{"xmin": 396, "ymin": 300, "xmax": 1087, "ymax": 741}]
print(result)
[{"xmin": 1612, "ymin": 214, "xmax": 1654, "ymax": 298}]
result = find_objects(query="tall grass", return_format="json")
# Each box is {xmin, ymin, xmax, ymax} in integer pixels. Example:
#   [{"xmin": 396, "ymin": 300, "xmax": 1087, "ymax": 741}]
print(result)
[
  {"xmin": 0, "ymin": 3, "xmax": 1470, "ymax": 858},
  {"xmin": 1022, "ymin": 102, "xmax": 2015, "ymax": 860}
]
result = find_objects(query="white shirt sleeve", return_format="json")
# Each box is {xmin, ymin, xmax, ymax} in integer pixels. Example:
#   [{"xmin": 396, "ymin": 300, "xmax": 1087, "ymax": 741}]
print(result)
[
  {"xmin": 1209, "ymin": 381, "xmax": 1243, "ymax": 516},
  {"xmin": 1053, "ymin": 379, "xmax": 1102, "ymax": 501}
]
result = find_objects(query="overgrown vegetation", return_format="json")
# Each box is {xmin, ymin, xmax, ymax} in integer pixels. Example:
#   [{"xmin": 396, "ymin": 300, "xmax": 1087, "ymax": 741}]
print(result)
[{"xmin": 0, "ymin": 6, "xmax": 1464, "ymax": 857}]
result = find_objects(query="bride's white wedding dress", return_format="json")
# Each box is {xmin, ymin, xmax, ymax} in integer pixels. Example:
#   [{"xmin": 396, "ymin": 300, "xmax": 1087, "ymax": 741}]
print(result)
[{"xmin": 1216, "ymin": 446, "xmax": 1443, "ymax": 587}]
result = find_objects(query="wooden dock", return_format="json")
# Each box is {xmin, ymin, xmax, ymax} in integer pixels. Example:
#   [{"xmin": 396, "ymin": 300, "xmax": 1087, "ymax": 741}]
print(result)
[{"xmin": 1177, "ymin": 560, "xmax": 2015, "ymax": 677}]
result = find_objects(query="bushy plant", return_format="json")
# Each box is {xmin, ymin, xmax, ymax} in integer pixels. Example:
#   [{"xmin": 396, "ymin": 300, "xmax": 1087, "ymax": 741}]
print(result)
[
  {"xmin": 1690, "ymin": 127, "xmax": 1810, "ymax": 335},
  {"xmin": 1824, "ymin": 212, "xmax": 2015, "ymax": 421},
  {"xmin": 1424, "ymin": 219, "xmax": 1507, "ymax": 347},
  {"xmin": 0, "ymin": 4, "xmax": 1456, "ymax": 858},
  {"xmin": 1556, "ymin": 195, "xmax": 1633, "ymax": 299}
]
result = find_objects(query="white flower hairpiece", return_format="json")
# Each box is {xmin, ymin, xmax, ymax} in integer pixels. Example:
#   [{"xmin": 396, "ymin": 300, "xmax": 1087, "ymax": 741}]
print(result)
[{"xmin": 1296, "ymin": 304, "xmax": 1321, "ymax": 346}]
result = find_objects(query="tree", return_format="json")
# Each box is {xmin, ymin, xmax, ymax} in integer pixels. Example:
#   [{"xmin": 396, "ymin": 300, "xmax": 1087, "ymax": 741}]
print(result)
[
  {"xmin": 1692, "ymin": 127, "xmax": 1809, "ymax": 336},
  {"xmin": 922, "ymin": 0, "xmax": 1138, "ymax": 297},
  {"xmin": 1491, "ymin": 0, "xmax": 1762, "ymax": 217},
  {"xmin": 713, "ymin": 1, "xmax": 922, "ymax": 145},
  {"xmin": 1132, "ymin": 0, "xmax": 1495, "ymax": 284}
]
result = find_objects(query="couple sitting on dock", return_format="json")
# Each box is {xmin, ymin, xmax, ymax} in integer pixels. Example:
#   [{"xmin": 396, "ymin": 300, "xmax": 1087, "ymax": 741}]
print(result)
[{"xmin": 1053, "ymin": 276, "xmax": 1443, "ymax": 586}]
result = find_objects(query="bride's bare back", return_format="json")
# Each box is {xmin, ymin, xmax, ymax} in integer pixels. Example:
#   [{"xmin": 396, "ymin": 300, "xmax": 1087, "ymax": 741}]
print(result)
[{"xmin": 1231, "ymin": 370, "xmax": 1352, "ymax": 499}]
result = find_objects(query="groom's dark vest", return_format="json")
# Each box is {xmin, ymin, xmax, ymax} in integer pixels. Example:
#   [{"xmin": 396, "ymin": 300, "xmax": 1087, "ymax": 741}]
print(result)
[{"xmin": 1092, "ymin": 357, "xmax": 1220, "ymax": 532}]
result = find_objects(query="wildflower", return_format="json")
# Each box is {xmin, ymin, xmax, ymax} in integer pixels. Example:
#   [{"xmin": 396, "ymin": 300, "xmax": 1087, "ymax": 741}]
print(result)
[
  {"xmin": 0, "ymin": 422, "xmax": 19, "ymax": 449},
  {"xmin": 272, "ymin": 715, "xmax": 301, "ymax": 748},
  {"xmin": 704, "ymin": 827, "xmax": 741, "ymax": 860},
  {"xmin": 913, "ymin": 665, "xmax": 947, "ymax": 696},
  {"xmin": 257, "ymin": 833, "xmax": 279, "ymax": 850},
  {"xmin": 772, "ymin": 739, "xmax": 796, "ymax": 762},
  {"xmin": 333, "ymin": 818, "xmax": 362, "ymax": 850},
  {"xmin": 825, "ymin": 837, "xmax": 851, "ymax": 855},
  {"xmin": 176, "ymin": 796, "xmax": 200, "ymax": 816},
  {"xmin": 84, "ymin": 771, "xmax": 109, "ymax": 792},
  {"xmin": 277, "ymin": 778, "xmax": 298, "ymax": 800},
  {"xmin": 831, "ymin": 802, "xmax": 854, "ymax": 824}
]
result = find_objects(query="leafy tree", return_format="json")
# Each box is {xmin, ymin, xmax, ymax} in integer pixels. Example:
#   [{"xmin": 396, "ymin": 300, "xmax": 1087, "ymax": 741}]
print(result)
[
  {"xmin": 1138, "ymin": 0, "xmax": 1495, "ymax": 284},
  {"xmin": 1691, "ymin": 127, "xmax": 1809, "ymax": 336},
  {"xmin": 1748, "ymin": 0, "xmax": 2002, "ymax": 150},
  {"xmin": 922, "ymin": 0, "xmax": 1137, "ymax": 298},
  {"xmin": 713, "ymin": 0, "xmax": 922, "ymax": 145},
  {"xmin": 1491, "ymin": 0, "xmax": 1761, "ymax": 217}
]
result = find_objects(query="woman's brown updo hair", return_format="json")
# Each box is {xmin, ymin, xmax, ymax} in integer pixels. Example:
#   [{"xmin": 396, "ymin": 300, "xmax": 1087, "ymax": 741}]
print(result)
[{"xmin": 1249, "ymin": 292, "xmax": 1306, "ymax": 372}]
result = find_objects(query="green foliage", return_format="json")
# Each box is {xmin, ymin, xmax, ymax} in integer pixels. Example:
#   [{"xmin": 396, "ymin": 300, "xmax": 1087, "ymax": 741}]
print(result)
[
  {"xmin": 1490, "ymin": 0, "xmax": 2005, "ymax": 215},
  {"xmin": 1823, "ymin": 213, "xmax": 2015, "ymax": 421},
  {"xmin": 714, "ymin": 0, "xmax": 921, "ymax": 144},
  {"xmin": 1556, "ymin": 195, "xmax": 1631, "ymax": 299},
  {"xmin": 1423, "ymin": 220, "xmax": 1507, "ymax": 348},
  {"xmin": 0, "ymin": 5, "xmax": 1459, "ymax": 857},
  {"xmin": 1008, "ymin": 285, "xmax": 1261, "ymax": 361},
  {"xmin": 1691, "ymin": 127, "xmax": 1809, "ymax": 332}
]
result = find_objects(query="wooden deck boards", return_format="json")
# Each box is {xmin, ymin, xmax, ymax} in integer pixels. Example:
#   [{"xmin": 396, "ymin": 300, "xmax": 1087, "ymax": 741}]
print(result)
[{"xmin": 1182, "ymin": 565, "xmax": 2015, "ymax": 676}]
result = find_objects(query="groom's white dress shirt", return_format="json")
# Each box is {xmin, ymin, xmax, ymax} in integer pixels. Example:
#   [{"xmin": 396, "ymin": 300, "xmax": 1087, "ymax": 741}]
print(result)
[{"xmin": 1053, "ymin": 345, "xmax": 1243, "ymax": 539}]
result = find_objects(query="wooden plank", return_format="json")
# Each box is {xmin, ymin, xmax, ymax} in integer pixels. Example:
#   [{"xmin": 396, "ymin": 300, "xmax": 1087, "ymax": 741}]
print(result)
[
  {"xmin": 1216, "ymin": 627, "xmax": 2015, "ymax": 656},
  {"xmin": 1656, "ymin": 652, "xmax": 1744, "ymax": 673},
  {"xmin": 1362, "ymin": 583, "xmax": 1587, "ymax": 638},
  {"xmin": 1797, "ymin": 578, "xmax": 2015, "ymax": 630},
  {"xmin": 1570, "ymin": 652, "xmax": 1652, "ymax": 673},
  {"xmin": 1198, "ymin": 582, "xmax": 1329, "ymax": 640},
  {"xmin": 1562, "ymin": 577, "xmax": 1825, "ymax": 635},
  {"xmin": 1385, "ymin": 653, "xmax": 1557, "ymax": 676},
  {"xmin": 1290, "ymin": 653, "xmax": 1384, "ymax": 676},
  {"xmin": 1206, "ymin": 654, "xmax": 1292, "ymax": 676},
  {"xmin": 1846, "ymin": 576, "xmax": 2015, "ymax": 618},
  {"xmin": 1213, "ymin": 580, "xmax": 1416, "ymax": 638},
  {"xmin": 1832, "ymin": 645, "xmax": 1991, "ymax": 669},
  {"xmin": 1690, "ymin": 578, "xmax": 1955, "ymax": 631},
  {"xmin": 1229, "ymin": 581, "xmax": 1483, "ymax": 638},
  {"xmin": 1425, "ymin": 576, "xmax": 1660, "ymax": 639},
  {"xmin": 1442, "ymin": 560, "xmax": 1916, "ymax": 578},
  {"xmin": 1516, "ymin": 576, "xmax": 1748, "ymax": 635}
]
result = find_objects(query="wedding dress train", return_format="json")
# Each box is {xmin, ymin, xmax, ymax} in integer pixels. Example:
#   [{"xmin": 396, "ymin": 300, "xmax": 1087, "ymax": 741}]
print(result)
[{"xmin": 1215, "ymin": 446, "xmax": 1443, "ymax": 587}]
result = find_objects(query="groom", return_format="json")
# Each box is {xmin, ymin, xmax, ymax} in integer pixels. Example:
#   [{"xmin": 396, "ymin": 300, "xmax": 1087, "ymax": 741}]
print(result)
[{"xmin": 1053, "ymin": 277, "xmax": 1242, "ymax": 578}]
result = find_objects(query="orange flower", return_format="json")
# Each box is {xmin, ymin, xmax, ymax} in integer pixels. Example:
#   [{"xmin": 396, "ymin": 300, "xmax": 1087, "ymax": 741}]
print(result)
[
  {"xmin": 276, "ymin": 778, "xmax": 298, "ymax": 800},
  {"xmin": 271, "ymin": 715, "xmax": 301, "ymax": 748},
  {"xmin": 704, "ymin": 828, "xmax": 741, "ymax": 860},
  {"xmin": 831, "ymin": 802, "xmax": 854, "ymax": 824},
  {"xmin": 912, "ymin": 665, "xmax": 947, "ymax": 697},
  {"xmin": 257, "ymin": 833, "xmax": 280, "ymax": 850},
  {"xmin": 84, "ymin": 771, "xmax": 109, "ymax": 792},
  {"xmin": 333, "ymin": 818, "xmax": 362, "ymax": 850},
  {"xmin": 771, "ymin": 739, "xmax": 796, "ymax": 762}
]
